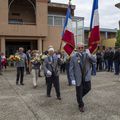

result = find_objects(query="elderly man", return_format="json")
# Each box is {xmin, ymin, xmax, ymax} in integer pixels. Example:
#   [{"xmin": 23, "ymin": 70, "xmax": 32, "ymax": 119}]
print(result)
[
  {"xmin": 69, "ymin": 43, "xmax": 96, "ymax": 112},
  {"xmin": 16, "ymin": 47, "xmax": 28, "ymax": 85},
  {"xmin": 43, "ymin": 46, "xmax": 61, "ymax": 100}
]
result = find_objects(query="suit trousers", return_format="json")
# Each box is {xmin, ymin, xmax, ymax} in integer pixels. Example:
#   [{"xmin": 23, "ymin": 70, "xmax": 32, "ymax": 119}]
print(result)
[
  {"xmin": 46, "ymin": 75, "xmax": 60, "ymax": 98},
  {"xmin": 114, "ymin": 61, "xmax": 120, "ymax": 75},
  {"xmin": 16, "ymin": 67, "xmax": 24, "ymax": 84},
  {"xmin": 66, "ymin": 62, "xmax": 72, "ymax": 85},
  {"xmin": 76, "ymin": 81, "xmax": 91, "ymax": 107},
  {"xmin": 108, "ymin": 60, "xmax": 113, "ymax": 71}
]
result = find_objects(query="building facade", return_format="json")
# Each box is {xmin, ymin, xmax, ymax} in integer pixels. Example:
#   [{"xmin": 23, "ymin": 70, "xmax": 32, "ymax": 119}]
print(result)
[
  {"xmin": 0, "ymin": 0, "xmax": 84, "ymax": 57},
  {"xmin": 0, "ymin": 0, "xmax": 117, "ymax": 57},
  {"xmin": 84, "ymin": 27, "xmax": 117, "ymax": 48}
]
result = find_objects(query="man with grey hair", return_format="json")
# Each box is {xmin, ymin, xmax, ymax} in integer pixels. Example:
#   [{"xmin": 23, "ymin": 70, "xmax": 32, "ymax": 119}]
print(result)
[
  {"xmin": 43, "ymin": 46, "xmax": 61, "ymax": 100},
  {"xmin": 16, "ymin": 47, "xmax": 28, "ymax": 85},
  {"xmin": 69, "ymin": 42, "xmax": 96, "ymax": 112}
]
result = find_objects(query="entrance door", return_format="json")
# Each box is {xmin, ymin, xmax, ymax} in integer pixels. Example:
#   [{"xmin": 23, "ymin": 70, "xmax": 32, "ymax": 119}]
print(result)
[{"xmin": 6, "ymin": 40, "xmax": 37, "ymax": 57}]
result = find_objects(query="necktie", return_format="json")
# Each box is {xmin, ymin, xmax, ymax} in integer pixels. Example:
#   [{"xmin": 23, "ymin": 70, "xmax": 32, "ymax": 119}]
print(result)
[
  {"xmin": 50, "ymin": 57, "xmax": 53, "ymax": 62},
  {"xmin": 81, "ymin": 53, "xmax": 84, "ymax": 66}
]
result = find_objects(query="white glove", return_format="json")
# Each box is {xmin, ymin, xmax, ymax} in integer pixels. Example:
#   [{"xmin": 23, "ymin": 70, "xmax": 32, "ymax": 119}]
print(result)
[
  {"xmin": 57, "ymin": 54, "xmax": 61, "ymax": 58},
  {"xmin": 71, "ymin": 80, "xmax": 76, "ymax": 85},
  {"xmin": 47, "ymin": 70, "xmax": 52, "ymax": 76},
  {"xmin": 86, "ymin": 49, "xmax": 91, "ymax": 57}
]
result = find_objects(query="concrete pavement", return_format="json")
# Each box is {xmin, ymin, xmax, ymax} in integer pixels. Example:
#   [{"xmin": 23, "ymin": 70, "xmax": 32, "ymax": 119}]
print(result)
[{"xmin": 0, "ymin": 67, "xmax": 120, "ymax": 120}]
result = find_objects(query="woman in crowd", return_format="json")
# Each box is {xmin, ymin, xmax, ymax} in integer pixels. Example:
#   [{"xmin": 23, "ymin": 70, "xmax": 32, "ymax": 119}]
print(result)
[{"xmin": 31, "ymin": 50, "xmax": 41, "ymax": 88}]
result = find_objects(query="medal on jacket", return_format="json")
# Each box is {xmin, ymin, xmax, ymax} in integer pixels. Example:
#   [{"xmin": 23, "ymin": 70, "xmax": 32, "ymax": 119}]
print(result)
[
  {"xmin": 77, "ymin": 58, "xmax": 80, "ymax": 63},
  {"xmin": 78, "ymin": 60, "xmax": 80, "ymax": 63},
  {"xmin": 48, "ymin": 62, "xmax": 52, "ymax": 64}
]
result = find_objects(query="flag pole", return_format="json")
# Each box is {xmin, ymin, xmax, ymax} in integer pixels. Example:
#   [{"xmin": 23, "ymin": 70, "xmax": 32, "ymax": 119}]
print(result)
[
  {"xmin": 59, "ymin": 39, "xmax": 63, "ymax": 52},
  {"xmin": 59, "ymin": 0, "xmax": 71, "ymax": 52}
]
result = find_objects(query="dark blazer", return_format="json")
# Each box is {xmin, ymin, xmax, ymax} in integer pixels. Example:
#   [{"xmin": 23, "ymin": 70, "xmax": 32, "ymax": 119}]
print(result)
[{"xmin": 43, "ymin": 55, "xmax": 61, "ymax": 77}]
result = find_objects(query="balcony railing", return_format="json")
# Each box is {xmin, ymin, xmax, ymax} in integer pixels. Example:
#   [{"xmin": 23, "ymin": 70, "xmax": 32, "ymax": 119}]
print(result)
[{"xmin": 8, "ymin": 19, "xmax": 36, "ymax": 25}]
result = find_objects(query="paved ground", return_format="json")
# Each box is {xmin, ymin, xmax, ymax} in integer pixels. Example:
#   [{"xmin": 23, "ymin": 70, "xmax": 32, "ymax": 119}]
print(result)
[{"xmin": 0, "ymin": 67, "xmax": 120, "ymax": 120}]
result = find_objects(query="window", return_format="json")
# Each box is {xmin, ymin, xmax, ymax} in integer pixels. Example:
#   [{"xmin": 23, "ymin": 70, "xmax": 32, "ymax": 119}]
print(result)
[
  {"xmin": 48, "ymin": 16, "xmax": 53, "ymax": 25},
  {"xmin": 54, "ymin": 16, "xmax": 62, "ymax": 26},
  {"xmin": 8, "ymin": 0, "xmax": 36, "ymax": 25},
  {"xmin": 48, "ymin": 15, "xmax": 65, "ymax": 26}
]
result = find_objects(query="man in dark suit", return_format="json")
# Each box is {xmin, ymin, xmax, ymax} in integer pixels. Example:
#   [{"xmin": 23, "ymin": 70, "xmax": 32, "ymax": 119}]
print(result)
[
  {"xmin": 43, "ymin": 46, "xmax": 61, "ymax": 100},
  {"xmin": 107, "ymin": 47, "xmax": 114, "ymax": 72},
  {"xmin": 113, "ymin": 48, "xmax": 120, "ymax": 75}
]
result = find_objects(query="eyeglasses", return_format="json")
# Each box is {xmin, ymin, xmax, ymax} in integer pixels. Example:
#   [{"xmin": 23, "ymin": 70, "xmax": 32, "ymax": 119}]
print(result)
[{"xmin": 78, "ymin": 47, "xmax": 84, "ymax": 49}]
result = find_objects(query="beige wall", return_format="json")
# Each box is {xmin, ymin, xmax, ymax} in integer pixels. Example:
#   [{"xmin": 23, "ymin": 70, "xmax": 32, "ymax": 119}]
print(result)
[
  {"xmin": 0, "ymin": 0, "xmax": 48, "ymax": 37},
  {"xmin": 0, "ymin": 38, "xmax": 1, "ymax": 51},
  {"xmin": 0, "ymin": 37, "xmax": 5, "ymax": 53},
  {"xmin": 44, "ymin": 26, "xmax": 63, "ymax": 51},
  {"xmin": 102, "ymin": 38, "xmax": 116, "ymax": 48}
]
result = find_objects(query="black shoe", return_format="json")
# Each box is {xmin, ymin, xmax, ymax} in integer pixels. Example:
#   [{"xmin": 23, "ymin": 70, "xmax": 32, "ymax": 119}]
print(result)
[
  {"xmin": 47, "ymin": 95, "xmax": 51, "ymax": 97},
  {"xmin": 57, "ymin": 97, "xmax": 61, "ymax": 100},
  {"xmin": 20, "ymin": 83, "xmax": 24, "ymax": 85},
  {"xmin": 79, "ymin": 107, "xmax": 85, "ymax": 112},
  {"xmin": 33, "ymin": 85, "xmax": 37, "ymax": 88},
  {"xmin": 16, "ymin": 82, "xmax": 18, "ymax": 85}
]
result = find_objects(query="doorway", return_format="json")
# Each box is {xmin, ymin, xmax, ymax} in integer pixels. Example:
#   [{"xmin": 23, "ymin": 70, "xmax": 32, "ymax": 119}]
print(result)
[{"xmin": 6, "ymin": 40, "xmax": 37, "ymax": 57}]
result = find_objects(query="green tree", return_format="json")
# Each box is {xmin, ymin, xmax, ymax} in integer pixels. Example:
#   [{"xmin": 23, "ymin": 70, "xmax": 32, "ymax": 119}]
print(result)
[{"xmin": 115, "ymin": 30, "xmax": 120, "ymax": 48}]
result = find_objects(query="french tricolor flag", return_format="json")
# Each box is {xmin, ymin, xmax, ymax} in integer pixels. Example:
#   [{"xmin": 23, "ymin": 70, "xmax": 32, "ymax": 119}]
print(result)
[
  {"xmin": 62, "ymin": 2, "xmax": 75, "ymax": 55},
  {"xmin": 89, "ymin": 0, "xmax": 100, "ymax": 54}
]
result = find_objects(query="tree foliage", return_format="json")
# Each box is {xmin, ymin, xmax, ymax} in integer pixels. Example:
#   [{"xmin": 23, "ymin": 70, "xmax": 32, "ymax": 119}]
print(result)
[{"xmin": 115, "ymin": 30, "xmax": 120, "ymax": 48}]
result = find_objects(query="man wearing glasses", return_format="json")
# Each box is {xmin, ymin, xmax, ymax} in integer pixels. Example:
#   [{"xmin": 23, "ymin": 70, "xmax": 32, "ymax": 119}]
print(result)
[{"xmin": 69, "ymin": 42, "xmax": 96, "ymax": 112}]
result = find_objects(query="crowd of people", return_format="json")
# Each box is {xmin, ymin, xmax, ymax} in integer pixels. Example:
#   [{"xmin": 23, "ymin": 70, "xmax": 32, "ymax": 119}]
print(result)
[
  {"xmin": 0, "ymin": 44, "xmax": 120, "ymax": 112},
  {"xmin": 95, "ymin": 47, "xmax": 120, "ymax": 75}
]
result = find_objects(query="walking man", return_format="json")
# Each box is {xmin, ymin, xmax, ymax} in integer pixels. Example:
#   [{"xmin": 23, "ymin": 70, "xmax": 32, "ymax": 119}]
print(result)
[
  {"xmin": 113, "ymin": 48, "xmax": 120, "ymax": 75},
  {"xmin": 69, "ymin": 42, "xmax": 96, "ymax": 112},
  {"xmin": 43, "ymin": 46, "xmax": 61, "ymax": 100},
  {"xmin": 16, "ymin": 47, "xmax": 28, "ymax": 85}
]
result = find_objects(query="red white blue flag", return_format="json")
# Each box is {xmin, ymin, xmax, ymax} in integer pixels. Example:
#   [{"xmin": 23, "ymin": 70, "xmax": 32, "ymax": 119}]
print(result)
[
  {"xmin": 89, "ymin": 0, "xmax": 100, "ymax": 54},
  {"xmin": 62, "ymin": 2, "xmax": 75, "ymax": 55}
]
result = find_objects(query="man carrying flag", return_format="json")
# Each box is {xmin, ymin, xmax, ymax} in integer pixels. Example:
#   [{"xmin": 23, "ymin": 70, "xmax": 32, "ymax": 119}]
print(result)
[
  {"xmin": 61, "ymin": 0, "xmax": 75, "ymax": 56},
  {"xmin": 69, "ymin": 0, "xmax": 97, "ymax": 112},
  {"xmin": 89, "ymin": 0, "xmax": 100, "ymax": 54}
]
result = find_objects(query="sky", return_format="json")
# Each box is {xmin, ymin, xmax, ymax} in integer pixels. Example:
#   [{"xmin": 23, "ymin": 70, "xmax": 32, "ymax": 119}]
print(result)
[{"xmin": 52, "ymin": 0, "xmax": 120, "ymax": 29}]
